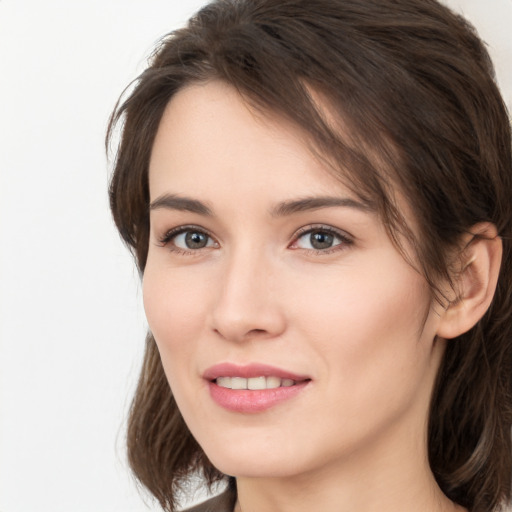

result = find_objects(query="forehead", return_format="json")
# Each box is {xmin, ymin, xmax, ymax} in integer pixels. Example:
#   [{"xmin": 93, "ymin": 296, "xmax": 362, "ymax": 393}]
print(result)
[{"xmin": 149, "ymin": 80, "xmax": 385, "ymax": 210}]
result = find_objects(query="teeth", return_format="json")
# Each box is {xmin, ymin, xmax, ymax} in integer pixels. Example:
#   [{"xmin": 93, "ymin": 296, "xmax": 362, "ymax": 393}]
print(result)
[
  {"xmin": 248, "ymin": 376, "xmax": 266, "ymax": 390},
  {"xmin": 231, "ymin": 377, "xmax": 246, "ymax": 390},
  {"xmin": 216, "ymin": 377, "xmax": 232, "ymax": 388},
  {"xmin": 215, "ymin": 376, "xmax": 297, "ymax": 390},
  {"xmin": 266, "ymin": 376, "xmax": 281, "ymax": 389}
]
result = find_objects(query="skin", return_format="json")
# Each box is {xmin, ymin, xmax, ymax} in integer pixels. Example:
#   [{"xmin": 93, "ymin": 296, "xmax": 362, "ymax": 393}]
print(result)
[{"xmin": 143, "ymin": 80, "xmax": 465, "ymax": 512}]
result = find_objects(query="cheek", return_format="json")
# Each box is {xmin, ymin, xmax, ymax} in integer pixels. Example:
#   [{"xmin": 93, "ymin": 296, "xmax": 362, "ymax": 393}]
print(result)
[
  {"xmin": 294, "ymin": 256, "xmax": 428, "ymax": 337},
  {"xmin": 291, "ymin": 254, "xmax": 434, "ymax": 392},
  {"xmin": 142, "ymin": 262, "xmax": 210, "ymax": 372},
  {"xmin": 286, "ymin": 258, "xmax": 437, "ymax": 451},
  {"xmin": 142, "ymin": 268, "xmax": 198, "ymax": 417},
  {"xmin": 142, "ymin": 262, "xmax": 221, "ymax": 435}
]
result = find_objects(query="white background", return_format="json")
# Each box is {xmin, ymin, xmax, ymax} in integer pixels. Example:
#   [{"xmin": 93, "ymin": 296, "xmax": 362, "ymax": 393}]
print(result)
[{"xmin": 0, "ymin": 1, "xmax": 511, "ymax": 511}]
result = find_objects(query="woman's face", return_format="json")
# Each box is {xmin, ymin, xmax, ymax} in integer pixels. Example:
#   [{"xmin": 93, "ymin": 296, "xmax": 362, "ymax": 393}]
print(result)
[{"xmin": 144, "ymin": 80, "xmax": 445, "ymax": 480}]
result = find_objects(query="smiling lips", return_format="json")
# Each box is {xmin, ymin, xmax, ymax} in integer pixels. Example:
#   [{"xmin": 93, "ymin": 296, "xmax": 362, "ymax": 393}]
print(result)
[{"xmin": 204, "ymin": 363, "xmax": 311, "ymax": 413}]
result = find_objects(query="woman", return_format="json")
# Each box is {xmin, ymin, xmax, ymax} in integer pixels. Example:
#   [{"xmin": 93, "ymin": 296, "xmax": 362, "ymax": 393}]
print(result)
[{"xmin": 107, "ymin": 0, "xmax": 512, "ymax": 511}]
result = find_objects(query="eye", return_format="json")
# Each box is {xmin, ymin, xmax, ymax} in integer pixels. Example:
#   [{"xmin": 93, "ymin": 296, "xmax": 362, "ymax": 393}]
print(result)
[
  {"xmin": 159, "ymin": 226, "xmax": 217, "ymax": 252},
  {"xmin": 174, "ymin": 230, "xmax": 214, "ymax": 250},
  {"xmin": 290, "ymin": 226, "xmax": 352, "ymax": 253}
]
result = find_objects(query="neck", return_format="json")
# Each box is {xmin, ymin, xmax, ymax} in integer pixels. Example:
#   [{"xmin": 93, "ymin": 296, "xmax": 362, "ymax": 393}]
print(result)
[
  {"xmin": 234, "ymin": 420, "xmax": 464, "ymax": 512},
  {"xmin": 236, "ymin": 466, "xmax": 461, "ymax": 512}
]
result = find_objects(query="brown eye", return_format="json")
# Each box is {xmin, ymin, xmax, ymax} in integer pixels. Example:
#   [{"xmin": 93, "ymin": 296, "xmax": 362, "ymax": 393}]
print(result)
[
  {"xmin": 169, "ymin": 229, "xmax": 216, "ymax": 251},
  {"xmin": 290, "ymin": 225, "xmax": 354, "ymax": 254},
  {"xmin": 184, "ymin": 231, "xmax": 209, "ymax": 249},
  {"xmin": 295, "ymin": 229, "xmax": 342, "ymax": 251},
  {"xmin": 309, "ymin": 231, "xmax": 335, "ymax": 250}
]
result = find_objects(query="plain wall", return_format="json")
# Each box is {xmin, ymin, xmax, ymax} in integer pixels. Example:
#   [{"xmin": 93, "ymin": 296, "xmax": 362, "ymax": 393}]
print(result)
[{"xmin": 0, "ymin": 1, "xmax": 510, "ymax": 511}]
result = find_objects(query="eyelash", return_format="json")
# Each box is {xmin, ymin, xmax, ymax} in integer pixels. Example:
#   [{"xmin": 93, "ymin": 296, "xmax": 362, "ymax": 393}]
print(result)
[
  {"xmin": 157, "ymin": 224, "xmax": 353, "ymax": 256},
  {"xmin": 157, "ymin": 225, "xmax": 218, "ymax": 256},
  {"xmin": 290, "ymin": 225, "xmax": 353, "ymax": 255}
]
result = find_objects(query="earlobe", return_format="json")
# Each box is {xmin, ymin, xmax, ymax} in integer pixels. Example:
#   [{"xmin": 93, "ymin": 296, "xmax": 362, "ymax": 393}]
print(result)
[{"xmin": 436, "ymin": 223, "xmax": 502, "ymax": 340}]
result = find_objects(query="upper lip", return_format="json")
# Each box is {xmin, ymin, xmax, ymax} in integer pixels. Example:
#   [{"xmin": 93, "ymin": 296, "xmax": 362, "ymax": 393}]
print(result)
[{"xmin": 203, "ymin": 362, "xmax": 310, "ymax": 382}]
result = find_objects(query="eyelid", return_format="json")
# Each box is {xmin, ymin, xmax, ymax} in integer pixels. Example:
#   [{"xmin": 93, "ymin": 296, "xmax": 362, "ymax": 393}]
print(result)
[
  {"xmin": 289, "ymin": 224, "xmax": 354, "ymax": 253},
  {"xmin": 157, "ymin": 224, "xmax": 218, "ymax": 251}
]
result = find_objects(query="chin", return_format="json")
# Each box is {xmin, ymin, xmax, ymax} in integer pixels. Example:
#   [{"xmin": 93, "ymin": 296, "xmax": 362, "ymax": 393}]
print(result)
[
  {"xmin": 210, "ymin": 456, "xmax": 298, "ymax": 479},
  {"xmin": 199, "ymin": 436, "xmax": 300, "ymax": 479},
  {"xmin": 200, "ymin": 433, "xmax": 330, "ymax": 481}
]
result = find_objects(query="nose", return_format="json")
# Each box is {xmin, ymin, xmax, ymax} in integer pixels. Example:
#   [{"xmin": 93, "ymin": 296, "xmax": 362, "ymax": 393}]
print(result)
[{"xmin": 210, "ymin": 248, "xmax": 287, "ymax": 343}]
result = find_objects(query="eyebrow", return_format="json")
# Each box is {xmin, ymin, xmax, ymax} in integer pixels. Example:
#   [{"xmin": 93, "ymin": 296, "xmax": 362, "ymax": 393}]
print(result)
[
  {"xmin": 149, "ymin": 193, "xmax": 374, "ymax": 217},
  {"xmin": 270, "ymin": 196, "xmax": 375, "ymax": 217},
  {"xmin": 149, "ymin": 194, "xmax": 213, "ymax": 216}
]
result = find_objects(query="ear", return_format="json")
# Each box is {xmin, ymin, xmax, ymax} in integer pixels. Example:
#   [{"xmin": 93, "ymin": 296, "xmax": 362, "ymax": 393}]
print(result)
[{"xmin": 436, "ymin": 223, "xmax": 502, "ymax": 340}]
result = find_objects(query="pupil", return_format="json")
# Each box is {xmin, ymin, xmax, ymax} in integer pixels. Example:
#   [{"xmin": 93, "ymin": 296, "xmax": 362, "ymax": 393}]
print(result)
[
  {"xmin": 310, "ymin": 231, "xmax": 333, "ymax": 249},
  {"xmin": 185, "ymin": 231, "xmax": 207, "ymax": 249}
]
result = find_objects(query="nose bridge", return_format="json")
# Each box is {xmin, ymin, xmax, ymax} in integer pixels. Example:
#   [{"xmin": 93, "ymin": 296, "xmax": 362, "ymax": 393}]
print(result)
[{"xmin": 211, "ymin": 242, "xmax": 284, "ymax": 342}]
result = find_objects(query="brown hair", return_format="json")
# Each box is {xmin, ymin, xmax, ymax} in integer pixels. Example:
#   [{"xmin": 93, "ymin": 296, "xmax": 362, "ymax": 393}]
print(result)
[{"xmin": 107, "ymin": 0, "xmax": 512, "ymax": 510}]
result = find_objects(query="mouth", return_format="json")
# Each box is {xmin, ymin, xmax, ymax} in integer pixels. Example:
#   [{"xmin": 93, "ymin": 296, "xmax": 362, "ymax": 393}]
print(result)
[{"xmin": 204, "ymin": 363, "xmax": 311, "ymax": 413}]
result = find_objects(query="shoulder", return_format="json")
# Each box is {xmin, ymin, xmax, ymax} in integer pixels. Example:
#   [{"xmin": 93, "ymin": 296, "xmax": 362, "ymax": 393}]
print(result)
[{"xmin": 180, "ymin": 489, "xmax": 236, "ymax": 512}]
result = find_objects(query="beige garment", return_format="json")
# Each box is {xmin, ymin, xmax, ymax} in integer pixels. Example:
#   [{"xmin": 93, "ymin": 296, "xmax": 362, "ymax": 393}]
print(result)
[{"xmin": 181, "ymin": 489, "xmax": 236, "ymax": 512}]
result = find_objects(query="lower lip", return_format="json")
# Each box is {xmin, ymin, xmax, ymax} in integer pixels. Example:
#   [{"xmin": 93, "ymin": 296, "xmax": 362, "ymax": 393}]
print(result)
[{"xmin": 208, "ymin": 381, "xmax": 309, "ymax": 413}]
